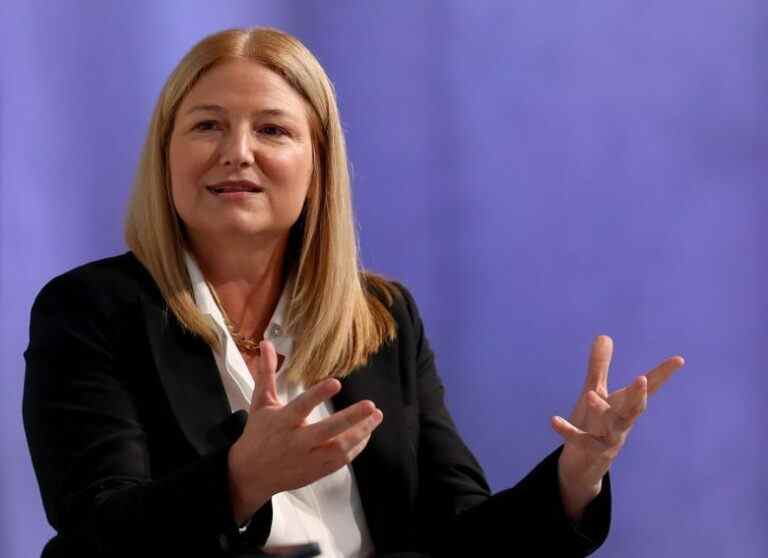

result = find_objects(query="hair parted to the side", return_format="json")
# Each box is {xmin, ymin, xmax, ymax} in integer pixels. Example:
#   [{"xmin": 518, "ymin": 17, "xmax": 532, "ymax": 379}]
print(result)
[{"xmin": 125, "ymin": 27, "xmax": 398, "ymax": 384}]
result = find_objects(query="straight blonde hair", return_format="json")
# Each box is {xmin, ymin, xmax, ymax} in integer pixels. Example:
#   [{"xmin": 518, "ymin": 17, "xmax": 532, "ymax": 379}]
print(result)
[{"xmin": 125, "ymin": 27, "xmax": 397, "ymax": 383}]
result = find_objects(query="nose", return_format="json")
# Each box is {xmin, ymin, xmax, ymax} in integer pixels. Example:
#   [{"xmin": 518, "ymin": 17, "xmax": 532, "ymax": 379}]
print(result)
[{"xmin": 219, "ymin": 126, "xmax": 255, "ymax": 168}]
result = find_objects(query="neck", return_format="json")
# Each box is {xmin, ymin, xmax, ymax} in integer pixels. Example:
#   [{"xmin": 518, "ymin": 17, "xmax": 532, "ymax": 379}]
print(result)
[{"xmin": 188, "ymin": 232, "xmax": 289, "ymax": 340}]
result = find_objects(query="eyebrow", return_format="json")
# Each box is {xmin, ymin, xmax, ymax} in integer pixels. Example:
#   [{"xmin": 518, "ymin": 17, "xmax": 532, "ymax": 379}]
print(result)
[{"xmin": 183, "ymin": 104, "xmax": 293, "ymax": 118}]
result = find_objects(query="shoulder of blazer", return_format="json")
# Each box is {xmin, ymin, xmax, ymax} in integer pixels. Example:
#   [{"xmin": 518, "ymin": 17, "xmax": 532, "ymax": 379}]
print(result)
[
  {"xmin": 362, "ymin": 274, "xmax": 423, "ymax": 338},
  {"xmin": 28, "ymin": 252, "xmax": 237, "ymax": 457},
  {"xmin": 32, "ymin": 251, "xmax": 161, "ymax": 316},
  {"xmin": 365, "ymin": 277, "xmax": 431, "ymax": 369},
  {"xmin": 27, "ymin": 252, "xmax": 163, "ymax": 367}
]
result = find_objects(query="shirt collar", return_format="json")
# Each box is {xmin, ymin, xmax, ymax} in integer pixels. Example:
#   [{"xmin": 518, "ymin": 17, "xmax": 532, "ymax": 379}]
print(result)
[{"xmin": 183, "ymin": 250, "xmax": 290, "ymax": 342}]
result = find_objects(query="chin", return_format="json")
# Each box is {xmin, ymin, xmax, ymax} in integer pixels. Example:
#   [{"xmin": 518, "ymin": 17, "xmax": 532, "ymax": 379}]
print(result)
[{"xmin": 221, "ymin": 220, "xmax": 291, "ymax": 242}]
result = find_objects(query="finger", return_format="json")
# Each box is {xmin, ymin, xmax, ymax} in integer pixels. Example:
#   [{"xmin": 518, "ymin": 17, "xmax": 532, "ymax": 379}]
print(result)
[
  {"xmin": 346, "ymin": 433, "xmax": 372, "ymax": 462},
  {"xmin": 612, "ymin": 375, "xmax": 648, "ymax": 430},
  {"xmin": 645, "ymin": 356, "xmax": 685, "ymax": 396},
  {"xmin": 283, "ymin": 377, "xmax": 342, "ymax": 424},
  {"xmin": 606, "ymin": 383, "xmax": 628, "ymax": 409},
  {"xmin": 607, "ymin": 355, "xmax": 684, "ymax": 408},
  {"xmin": 584, "ymin": 390, "xmax": 631, "ymax": 447},
  {"xmin": 551, "ymin": 416, "xmax": 608, "ymax": 456},
  {"xmin": 583, "ymin": 335, "xmax": 613, "ymax": 398},
  {"xmin": 301, "ymin": 400, "xmax": 379, "ymax": 444},
  {"xmin": 250, "ymin": 340, "xmax": 280, "ymax": 410},
  {"xmin": 313, "ymin": 409, "xmax": 383, "ymax": 458},
  {"xmin": 584, "ymin": 388, "xmax": 635, "ymax": 446},
  {"xmin": 584, "ymin": 390, "xmax": 612, "ymax": 440}
]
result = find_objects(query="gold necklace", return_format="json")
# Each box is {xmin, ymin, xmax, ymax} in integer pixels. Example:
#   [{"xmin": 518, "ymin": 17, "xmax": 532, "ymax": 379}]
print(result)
[{"xmin": 205, "ymin": 279, "xmax": 263, "ymax": 355}]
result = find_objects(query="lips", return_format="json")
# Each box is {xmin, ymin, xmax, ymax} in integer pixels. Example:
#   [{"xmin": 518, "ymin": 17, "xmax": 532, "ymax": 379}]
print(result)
[{"xmin": 206, "ymin": 180, "xmax": 263, "ymax": 194}]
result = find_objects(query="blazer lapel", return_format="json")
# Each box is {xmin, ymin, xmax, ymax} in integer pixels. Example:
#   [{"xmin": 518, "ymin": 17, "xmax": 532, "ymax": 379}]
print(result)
[
  {"xmin": 333, "ymin": 346, "xmax": 418, "ymax": 550},
  {"xmin": 141, "ymin": 294, "xmax": 237, "ymax": 456}
]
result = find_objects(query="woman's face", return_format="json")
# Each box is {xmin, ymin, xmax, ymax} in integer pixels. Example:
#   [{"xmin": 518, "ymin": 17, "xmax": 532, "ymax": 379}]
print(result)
[{"xmin": 169, "ymin": 59, "xmax": 314, "ymax": 247}]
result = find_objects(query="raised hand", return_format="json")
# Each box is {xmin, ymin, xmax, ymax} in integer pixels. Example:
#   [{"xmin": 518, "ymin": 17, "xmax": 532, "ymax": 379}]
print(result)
[
  {"xmin": 550, "ymin": 335, "xmax": 685, "ymax": 520},
  {"xmin": 227, "ymin": 340, "xmax": 383, "ymax": 524}
]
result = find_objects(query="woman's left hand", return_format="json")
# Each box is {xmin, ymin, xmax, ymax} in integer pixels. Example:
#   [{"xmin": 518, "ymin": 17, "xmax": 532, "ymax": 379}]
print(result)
[{"xmin": 551, "ymin": 335, "xmax": 685, "ymax": 521}]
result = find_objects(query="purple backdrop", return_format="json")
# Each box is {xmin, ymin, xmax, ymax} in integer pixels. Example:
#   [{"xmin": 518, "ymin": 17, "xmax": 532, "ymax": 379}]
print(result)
[{"xmin": 2, "ymin": 1, "xmax": 766, "ymax": 556}]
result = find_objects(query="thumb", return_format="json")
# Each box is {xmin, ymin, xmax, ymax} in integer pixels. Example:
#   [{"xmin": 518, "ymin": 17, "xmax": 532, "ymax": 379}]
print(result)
[{"xmin": 250, "ymin": 340, "xmax": 280, "ymax": 410}]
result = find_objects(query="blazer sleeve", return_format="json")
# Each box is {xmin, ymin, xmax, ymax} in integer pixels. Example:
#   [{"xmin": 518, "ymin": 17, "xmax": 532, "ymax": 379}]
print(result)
[
  {"xmin": 394, "ymin": 285, "xmax": 611, "ymax": 557},
  {"xmin": 22, "ymin": 271, "xmax": 244, "ymax": 557}
]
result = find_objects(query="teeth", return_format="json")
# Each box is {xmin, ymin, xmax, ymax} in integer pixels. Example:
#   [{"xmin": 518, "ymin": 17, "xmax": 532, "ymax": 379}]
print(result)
[{"xmin": 211, "ymin": 187, "xmax": 257, "ymax": 193}]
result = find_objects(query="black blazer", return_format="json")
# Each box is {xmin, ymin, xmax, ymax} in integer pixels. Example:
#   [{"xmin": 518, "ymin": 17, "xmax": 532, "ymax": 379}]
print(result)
[{"xmin": 23, "ymin": 252, "xmax": 610, "ymax": 557}]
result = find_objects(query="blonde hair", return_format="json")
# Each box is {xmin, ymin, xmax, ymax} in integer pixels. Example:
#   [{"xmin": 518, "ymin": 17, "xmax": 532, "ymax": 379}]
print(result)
[{"xmin": 125, "ymin": 27, "xmax": 397, "ymax": 383}]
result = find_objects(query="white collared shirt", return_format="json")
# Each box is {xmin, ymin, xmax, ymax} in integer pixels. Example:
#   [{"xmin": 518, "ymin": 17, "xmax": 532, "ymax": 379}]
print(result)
[{"xmin": 184, "ymin": 253, "xmax": 374, "ymax": 558}]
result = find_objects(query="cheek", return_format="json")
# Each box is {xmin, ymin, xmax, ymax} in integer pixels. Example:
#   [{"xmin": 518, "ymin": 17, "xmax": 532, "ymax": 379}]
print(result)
[
  {"xmin": 169, "ymin": 139, "xmax": 210, "ymax": 203},
  {"xmin": 168, "ymin": 144, "xmax": 183, "ymax": 199},
  {"xmin": 265, "ymin": 147, "xmax": 313, "ymax": 195}
]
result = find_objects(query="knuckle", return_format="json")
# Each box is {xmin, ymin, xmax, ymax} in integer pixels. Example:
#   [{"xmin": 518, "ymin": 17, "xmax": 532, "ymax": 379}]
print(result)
[
  {"xmin": 344, "ymin": 413, "xmax": 359, "ymax": 430},
  {"xmin": 575, "ymin": 434, "xmax": 592, "ymax": 450},
  {"xmin": 603, "ymin": 446, "xmax": 620, "ymax": 461},
  {"xmin": 606, "ymin": 432, "xmax": 622, "ymax": 447},
  {"xmin": 613, "ymin": 416, "xmax": 630, "ymax": 431},
  {"xmin": 328, "ymin": 438, "xmax": 347, "ymax": 454}
]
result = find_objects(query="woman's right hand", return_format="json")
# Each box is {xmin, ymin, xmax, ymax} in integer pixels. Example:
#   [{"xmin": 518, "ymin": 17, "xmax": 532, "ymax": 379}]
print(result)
[{"xmin": 227, "ymin": 340, "xmax": 383, "ymax": 525}]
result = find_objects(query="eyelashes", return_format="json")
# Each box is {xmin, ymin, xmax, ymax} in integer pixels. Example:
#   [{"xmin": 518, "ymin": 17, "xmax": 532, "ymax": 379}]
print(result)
[
  {"xmin": 259, "ymin": 125, "xmax": 288, "ymax": 137},
  {"xmin": 192, "ymin": 120, "xmax": 289, "ymax": 137},
  {"xmin": 192, "ymin": 120, "xmax": 219, "ymax": 131}
]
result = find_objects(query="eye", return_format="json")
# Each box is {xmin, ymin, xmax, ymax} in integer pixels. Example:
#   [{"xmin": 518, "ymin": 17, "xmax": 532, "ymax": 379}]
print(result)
[
  {"xmin": 192, "ymin": 120, "xmax": 220, "ymax": 131},
  {"xmin": 259, "ymin": 125, "xmax": 288, "ymax": 137}
]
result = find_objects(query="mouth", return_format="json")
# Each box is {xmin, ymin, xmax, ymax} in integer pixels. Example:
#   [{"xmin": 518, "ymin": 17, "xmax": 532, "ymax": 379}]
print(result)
[{"xmin": 205, "ymin": 180, "xmax": 264, "ymax": 195}]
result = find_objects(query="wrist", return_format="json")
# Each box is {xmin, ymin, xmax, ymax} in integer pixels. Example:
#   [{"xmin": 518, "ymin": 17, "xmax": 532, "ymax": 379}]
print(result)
[
  {"xmin": 557, "ymin": 455, "xmax": 603, "ymax": 522},
  {"xmin": 227, "ymin": 441, "xmax": 270, "ymax": 525}
]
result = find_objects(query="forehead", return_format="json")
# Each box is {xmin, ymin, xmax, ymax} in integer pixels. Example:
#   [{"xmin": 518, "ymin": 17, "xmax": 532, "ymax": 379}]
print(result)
[{"xmin": 179, "ymin": 59, "xmax": 309, "ymax": 121}]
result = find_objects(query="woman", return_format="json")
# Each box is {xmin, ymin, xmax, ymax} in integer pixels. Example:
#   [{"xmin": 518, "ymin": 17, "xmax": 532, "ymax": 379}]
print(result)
[{"xmin": 23, "ymin": 27, "xmax": 684, "ymax": 557}]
